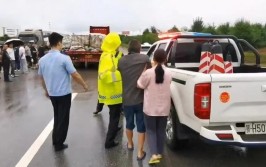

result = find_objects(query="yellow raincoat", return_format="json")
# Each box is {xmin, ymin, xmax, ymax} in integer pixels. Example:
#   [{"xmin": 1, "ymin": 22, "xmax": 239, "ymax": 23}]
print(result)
[{"xmin": 98, "ymin": 33, "xmax": 123, "ymax": 105}]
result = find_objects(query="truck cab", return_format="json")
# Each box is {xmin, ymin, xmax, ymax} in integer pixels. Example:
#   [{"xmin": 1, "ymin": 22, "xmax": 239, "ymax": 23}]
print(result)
[
  {"xmin": 148, "ymin": 32, "xmax": 266, "ymax": 149},
  {"xmin": 18, "ymin": 29, "xmax": 45, "ymax": 46}
]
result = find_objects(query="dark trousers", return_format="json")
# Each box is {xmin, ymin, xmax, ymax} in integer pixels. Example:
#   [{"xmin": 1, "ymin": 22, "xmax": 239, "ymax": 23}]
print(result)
[
  {"xmin": 144, "ymin": 114, "xmax": 168, "ymax": 155},
  {"xmin": 15, "ymin": 58, "xmax": 20, "ymax": 70},
  {"xmin": 3, "ymin": 61, "xmax": 10, "ymax": 81},
  {"xmin": 50, "ymin": 93, "xmax": 72, "ymax": 147},
  {"xmin": 0, "ymin": 62, "xmax": 2, "ymax": 72},
  {"xmin": 26, "ymin": 56, "xmax": 32, "ymax": 67},
  {"xmin": 10, "ymin": 60, "xmax": 15, "ymax": 75},
  {"xmin": 105, "ymin": 104, "xmax": 122, "ymax": 147}
]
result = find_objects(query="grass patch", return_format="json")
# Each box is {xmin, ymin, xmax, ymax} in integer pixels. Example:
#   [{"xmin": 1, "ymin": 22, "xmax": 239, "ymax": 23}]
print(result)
[{"xmin": 244, "ymin": 48, "xmax": 266, "ymax": 67}]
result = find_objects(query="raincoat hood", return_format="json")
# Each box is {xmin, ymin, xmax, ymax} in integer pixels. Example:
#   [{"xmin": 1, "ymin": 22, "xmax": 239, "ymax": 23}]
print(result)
[{"xmin": 101, "ymin": 32, "xmax": 121, "ymax": 53}]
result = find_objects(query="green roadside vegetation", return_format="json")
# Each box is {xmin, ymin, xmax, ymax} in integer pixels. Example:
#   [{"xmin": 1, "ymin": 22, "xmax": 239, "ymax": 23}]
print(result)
[{"xmin": 245, "ymin": 48, "xmax": 266, "ymax": 67}]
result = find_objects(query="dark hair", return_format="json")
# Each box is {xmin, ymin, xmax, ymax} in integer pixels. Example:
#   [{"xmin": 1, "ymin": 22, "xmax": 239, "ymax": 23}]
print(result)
[
  {"xmin": 154, "ymin": 49, "xmax": 167, "ymax": 84},
  {"xmin": 128, "ymin": 39, "xmax": 141, "ymax": 54},
  {"xmin": 49, "ymin": 32, "xmax": 63, "ymax": 47}
]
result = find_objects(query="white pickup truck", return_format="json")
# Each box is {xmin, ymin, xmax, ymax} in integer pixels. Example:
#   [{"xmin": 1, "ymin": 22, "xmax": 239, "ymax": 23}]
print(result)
[{"xmin": 147, "ymin": 33, "xmax": 266, "ymax": 149}]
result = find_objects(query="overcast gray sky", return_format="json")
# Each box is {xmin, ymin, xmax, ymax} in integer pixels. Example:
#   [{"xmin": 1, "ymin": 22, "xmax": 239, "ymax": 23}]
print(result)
[{"xmin": 0, "ymin": 0, "xmax": 265, "ymax": 34}]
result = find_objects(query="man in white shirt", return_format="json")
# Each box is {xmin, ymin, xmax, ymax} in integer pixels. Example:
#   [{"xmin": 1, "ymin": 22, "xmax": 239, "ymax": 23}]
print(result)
[
  {"xmin": 19, "ymin": 45, "xmax": 28, "ymax": 73},
  {"xmin": 6, "ymin": 43, "xmax": 17, "ymax": 77}
]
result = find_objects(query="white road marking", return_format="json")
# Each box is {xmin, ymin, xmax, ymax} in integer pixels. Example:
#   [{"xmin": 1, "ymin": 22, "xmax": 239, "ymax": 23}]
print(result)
[{"xmin": 15, "ymin": 93, "xmax": 78, "ymax": 167}]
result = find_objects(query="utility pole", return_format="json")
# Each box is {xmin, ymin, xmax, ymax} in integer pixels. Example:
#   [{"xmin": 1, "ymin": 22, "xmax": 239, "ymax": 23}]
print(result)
[
  {"xmin": 49, "ymin": 22, "xmax": 51, "ymax": 30},
  {"xmin": 2, "ymin": 27, "xmax": 6, "ymax": 36}
]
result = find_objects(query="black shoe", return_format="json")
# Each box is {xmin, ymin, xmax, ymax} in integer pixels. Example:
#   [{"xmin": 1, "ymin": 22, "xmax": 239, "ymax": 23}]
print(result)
[
  {"xmin": 54, "ymin": 144, "xmax": 68, "ymax": 151},
  {"xmin": 93, "ymin": 110, "xmax": 102, "ymax": 115},
  {"xmin": 4, "ymin": 80, "xmax": 12, "ymax": 82},
  {"xmin": 105, "ymin": 141, "xmax": 119, "ymax": 149}
]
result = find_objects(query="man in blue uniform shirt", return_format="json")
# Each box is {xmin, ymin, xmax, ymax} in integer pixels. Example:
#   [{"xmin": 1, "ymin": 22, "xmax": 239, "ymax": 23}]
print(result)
[{"xmin": 38, "ymin": 32, "xmax": 89, "ymax": 151}]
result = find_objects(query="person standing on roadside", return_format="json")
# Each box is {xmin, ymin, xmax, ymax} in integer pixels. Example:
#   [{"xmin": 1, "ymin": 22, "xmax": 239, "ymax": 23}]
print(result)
[
  {"xmin": 137, "ymin": 49, "xmax": 172, "ymax": 165},
  {"xmin": 19, "ymin": 44, "xmax": 28, "ymax": 74},
  {"xmin": 93, "ymin": 50, "xmax": 124, "ymax": 115},
  {"xmin": 118, "ymin": 40, "xmax": 151, "ymax": 161},
  {"xmin": 38, "ymin": 32, "xmax": 89, "ymax": 151},
  {"xmin": 31, "ymin": 44, "xmax": 38, "ymax": 69},
  {"xmin": 98, "ymin": 32, "xmax": 123, "ymax": 149},
  {"xmin": 25, "ymin": 44, "xmax": 32, "ymax": 68},
  {"xmin": 6, "ymin": 43, "xmax": 16, "ymax": 78},
  {"xmin": 0, "ymin": 45, "xmax": 3, "ymax": 75},
  {"xmin": 2, "ymin": 44, "xmax": 12, "ymax": 82}
]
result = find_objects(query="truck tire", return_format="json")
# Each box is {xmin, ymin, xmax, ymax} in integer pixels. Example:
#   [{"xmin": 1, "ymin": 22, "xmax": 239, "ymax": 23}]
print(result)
[{"xmin": 166, "ymin": 102, "xmax": 189, "ymax": 150}]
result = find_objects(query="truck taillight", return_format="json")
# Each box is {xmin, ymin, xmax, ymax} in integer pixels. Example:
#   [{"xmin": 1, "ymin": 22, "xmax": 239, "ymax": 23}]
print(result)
[{"xmin": 194, "ymin": 83, "xmax": 211, "ymax": 119}]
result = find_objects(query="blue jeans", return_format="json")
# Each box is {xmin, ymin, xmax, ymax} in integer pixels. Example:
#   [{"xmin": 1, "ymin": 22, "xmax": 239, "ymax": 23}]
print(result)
[{"xmin": 123, "ymin": 103, "xmax": 146, "ymax": 133}]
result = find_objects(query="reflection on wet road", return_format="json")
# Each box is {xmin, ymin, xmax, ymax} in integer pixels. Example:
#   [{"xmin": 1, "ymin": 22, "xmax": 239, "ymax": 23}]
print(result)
[{"xmin": 1, "ymin": 67, "xmax": 266, "ymax": 167}]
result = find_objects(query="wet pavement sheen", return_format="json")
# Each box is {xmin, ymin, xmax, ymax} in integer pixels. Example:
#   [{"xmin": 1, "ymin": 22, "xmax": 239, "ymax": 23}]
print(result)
[{"xmin": 1, "ymin": 67, "xmax": 266, "ymax": 167}]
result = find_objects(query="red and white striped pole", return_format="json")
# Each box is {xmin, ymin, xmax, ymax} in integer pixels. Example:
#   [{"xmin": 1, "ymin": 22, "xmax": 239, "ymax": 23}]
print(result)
[
  {"xmin": 209, "ymin": 43, "xmax": 225, "ymax": 74},
  {"xmin": 199, "ymin": 43, "xmax": 211, "ymax": 74}
]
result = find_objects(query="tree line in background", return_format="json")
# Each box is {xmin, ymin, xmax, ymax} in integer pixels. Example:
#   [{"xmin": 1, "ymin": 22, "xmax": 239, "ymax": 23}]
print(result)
[{"xmin": 120, "ymin": 17, "xmax": 266, "ymax": 49}]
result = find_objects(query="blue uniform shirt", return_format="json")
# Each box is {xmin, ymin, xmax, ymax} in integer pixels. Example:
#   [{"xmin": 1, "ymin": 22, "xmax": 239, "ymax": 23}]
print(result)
[{"xmin": 38, "ymin": 50, "xmax": 76, "ymax": 96}]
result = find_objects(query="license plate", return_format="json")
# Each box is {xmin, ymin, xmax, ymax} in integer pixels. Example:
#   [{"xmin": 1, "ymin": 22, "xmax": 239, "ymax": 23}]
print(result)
[{"xmin": 245, "ymin": 123, "xmax": 266, "ymax": 135}]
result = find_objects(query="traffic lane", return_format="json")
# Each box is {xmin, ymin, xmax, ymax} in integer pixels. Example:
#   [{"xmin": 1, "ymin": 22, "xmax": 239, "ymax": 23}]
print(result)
[
  {"xmin": 29, "ymin": 69, "xmax": 266, "ymax": 167},
  {"xmin": 0, "ymin": 71, "xmax": 54, "ymax": 167},
  {"xmin": 0, "ymin": 68, "xmax": 94, "ymax": 167},
  {"xmin": 3, "ymin": 68, "xmax": 266, "ymax": 167},
  {"xmin": 28, "ymin": 91, "xmax": 266, "ymax": 167}
]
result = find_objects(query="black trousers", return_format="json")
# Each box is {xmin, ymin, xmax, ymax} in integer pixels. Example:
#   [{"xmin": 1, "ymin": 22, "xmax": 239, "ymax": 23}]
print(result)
[
  {"xmin": 26, "ymin": 56, "xmax": 32, "ymax": 67},
  {"xmin": 50, "ymin": 93, "xmax": 72, "ymax": 147},
  {"xmin": 105, "ymin": 103, "xmax": 122, "ymax": 147},
  {"xmin": 3, "ymin": 61, "xmax": 10, "ymax": 81},
  {"xmin": 10, "ymin": 60, "xmax": 15, "ymax": 75}
]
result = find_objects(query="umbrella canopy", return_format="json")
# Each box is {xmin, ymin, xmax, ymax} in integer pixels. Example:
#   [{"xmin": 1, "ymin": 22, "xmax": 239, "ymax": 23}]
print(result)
[{"xmin": 4, "ymin": 39, "xmax": 24, "ymax": 47}]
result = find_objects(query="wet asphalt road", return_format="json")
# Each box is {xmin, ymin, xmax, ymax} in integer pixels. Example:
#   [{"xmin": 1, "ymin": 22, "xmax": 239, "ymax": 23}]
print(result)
[{"xmin": 1, "ymin": 66, "xmax": 266, "ymax": 167}]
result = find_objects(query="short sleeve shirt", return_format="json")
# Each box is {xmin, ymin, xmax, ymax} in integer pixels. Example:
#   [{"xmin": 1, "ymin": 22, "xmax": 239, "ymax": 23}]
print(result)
[{"xmin": 38, "ymin": 50, "xmax": 76, "ymax": 96}]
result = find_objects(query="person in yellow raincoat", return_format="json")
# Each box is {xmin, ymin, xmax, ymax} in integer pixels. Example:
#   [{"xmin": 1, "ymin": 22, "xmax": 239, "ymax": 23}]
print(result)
[{"xmin": 98, "ymin": 32, "xmax": 123, "ymax": 149}]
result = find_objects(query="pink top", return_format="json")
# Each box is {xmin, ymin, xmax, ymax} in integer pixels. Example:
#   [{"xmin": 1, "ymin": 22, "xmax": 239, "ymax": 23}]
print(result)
[{"xmin": 137, "ymin": 66, "xmax": 172, "ymax": 116}]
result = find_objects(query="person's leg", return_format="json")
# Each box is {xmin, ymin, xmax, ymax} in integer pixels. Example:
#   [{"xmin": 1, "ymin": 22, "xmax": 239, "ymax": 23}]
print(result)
[
  {"xmin": 123, "ymin": 105, "xmax": 135, "ymax": 149},
  {"xmin": 3, "ymin": 62, "xmax": 10, "ymax": 81},
  {"xmin": 93, "ymin": 100, "xmax": 104, "ymax": 114},
  {"xmin": 55, "ymin": 94, "xmax": 72, "ymax": 147},
  {"xmin": 135, "ymin": 103, "xmax": 146, "ymax": 159},
  {"xmin": 16, "ymin": 59, "xmax": 20, "ymax": 71},
  {"xmin": 50, "ymin": 96, "xmax": 59, "ymax": 146},
  {"xmin": 10, "ymin": 60, "xmax": 15, "ymax": 76},
  {"xmin": 105, "ymin": 104, "xmax": 121, "ymax": 148},
  {"xmin": 156, "ymin": 116, "xmax": 168, "ymax": 157},
  {"xmin": 21, "ymin": 59, "xmax": 28, "ymax": 73},
  {"xmin": 144, "ymin": 114, "xmax": 159, "ymax": 163}
]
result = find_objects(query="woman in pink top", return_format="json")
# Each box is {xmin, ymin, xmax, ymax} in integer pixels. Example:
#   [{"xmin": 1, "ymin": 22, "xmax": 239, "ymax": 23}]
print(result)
[{"xmin": 137, "ymin": 49, "xmax": 172, "ymax": 165}]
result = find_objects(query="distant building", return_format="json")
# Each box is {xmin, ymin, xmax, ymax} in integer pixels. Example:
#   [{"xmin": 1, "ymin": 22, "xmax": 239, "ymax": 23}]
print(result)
[
  {"xmin": 0, "ymin": 27, "xmax": 19, "ymax": 37},
  {"xmin": 122, "ymin": 31, "xmax": 130, "ymax": 36}
]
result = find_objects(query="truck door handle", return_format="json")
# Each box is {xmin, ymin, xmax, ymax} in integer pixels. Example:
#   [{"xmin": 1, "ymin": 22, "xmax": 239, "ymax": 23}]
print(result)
[{"xmin": 261, "ymin": 85, "xmax": 266, "ymax": 92}]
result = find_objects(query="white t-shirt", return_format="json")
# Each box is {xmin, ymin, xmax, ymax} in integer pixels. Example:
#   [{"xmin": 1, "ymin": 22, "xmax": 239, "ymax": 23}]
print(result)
[
  {"xmin": 6, "ymin": 48, "xmax": 15, "ymax": 60},
  {"xmin": 19, "ymin": 46, "xmax": 26, "ymax": 59}
]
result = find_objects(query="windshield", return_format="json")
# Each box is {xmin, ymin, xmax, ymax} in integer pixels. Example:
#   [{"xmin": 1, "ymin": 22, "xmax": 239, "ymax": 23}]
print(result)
[
  {"xmin": 18, "ymin": 35, "xmax": 38, "ymax": 43},
  {"xmin": 141, "ymin": 46, "xmax": 150, "ymax": 52}
]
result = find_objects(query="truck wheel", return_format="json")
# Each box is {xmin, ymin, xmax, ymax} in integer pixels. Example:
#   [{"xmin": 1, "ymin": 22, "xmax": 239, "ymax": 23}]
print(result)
[{"xmin": 166, "ymin": 102, "xmax": 188, "ymax": 150}]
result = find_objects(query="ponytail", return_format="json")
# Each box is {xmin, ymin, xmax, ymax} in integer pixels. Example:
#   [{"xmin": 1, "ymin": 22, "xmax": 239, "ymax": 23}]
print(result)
[{"xmin": 155, "ymin": 64, "xmax": 164, "ymax": 84}]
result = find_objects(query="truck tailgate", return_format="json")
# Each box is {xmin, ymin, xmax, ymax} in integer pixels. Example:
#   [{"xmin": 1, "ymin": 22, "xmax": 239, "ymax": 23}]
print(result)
[{"xmin": 210, "ymin": 73, "xmax": 266, "ymax": 123}]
